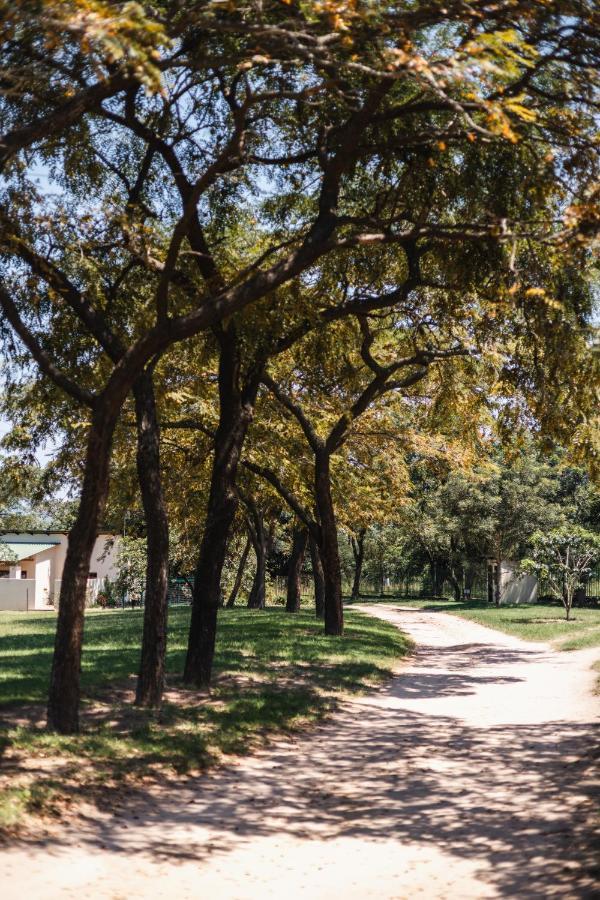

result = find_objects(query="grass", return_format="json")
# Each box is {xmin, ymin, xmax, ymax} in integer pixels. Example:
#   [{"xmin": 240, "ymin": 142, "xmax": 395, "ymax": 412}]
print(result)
[
  {"xmin": 349, "ymin": 595, "xmax": 600, "ymax": 650},
  {"xmin": 0, "ymin": 605, "xmax": 411, "ymax": 832}
]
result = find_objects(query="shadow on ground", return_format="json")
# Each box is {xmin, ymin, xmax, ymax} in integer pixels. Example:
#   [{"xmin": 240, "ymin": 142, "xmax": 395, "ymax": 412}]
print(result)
[{"xmin": 4, "ymin": 608, "xmax": 599, "ymax": 898}]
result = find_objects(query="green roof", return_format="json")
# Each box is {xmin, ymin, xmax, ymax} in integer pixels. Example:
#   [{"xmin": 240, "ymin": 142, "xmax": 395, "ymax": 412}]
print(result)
[{"xmin": 0, "ymin": 541, "xmax": 59, "ymax": 562}]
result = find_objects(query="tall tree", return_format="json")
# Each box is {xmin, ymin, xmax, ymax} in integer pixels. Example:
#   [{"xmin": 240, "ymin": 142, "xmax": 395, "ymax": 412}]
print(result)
[
  {"xmin": 1, "ymin": 0, "xmax": 598, "ymax": 720},
  {"xmin": 286, "ymin": 524, "xmax": 309, "ymax": 614}
]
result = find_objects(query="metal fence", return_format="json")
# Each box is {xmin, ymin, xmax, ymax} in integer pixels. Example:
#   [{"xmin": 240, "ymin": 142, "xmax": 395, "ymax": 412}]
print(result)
[
  {"xmin": 99, "ymin": 563, "xmax": 600, "ymax": 609},
  {"xmin": 539, "ymin": 566, "xmax": 600, "ymax": 603}
]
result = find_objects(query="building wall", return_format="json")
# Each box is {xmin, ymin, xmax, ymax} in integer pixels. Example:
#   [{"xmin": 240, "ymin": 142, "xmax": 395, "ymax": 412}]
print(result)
[
  {"xmin": 34, "ymin": 549, "xmax": 53, "ymax": 609},
  {"xmin": 0, "ymin": 579, "xmax": 35, "ymax": 611},
  {"xmin": 52, "ymin": 534, "xmax": 120, "ymax": 602},
  {"xmin": 0, "ymin": 532, "xmax": 120, "ymax": 610},
  {"xmin": 499, "ymin": 561, "xmax": 539, "ymax": 605}
]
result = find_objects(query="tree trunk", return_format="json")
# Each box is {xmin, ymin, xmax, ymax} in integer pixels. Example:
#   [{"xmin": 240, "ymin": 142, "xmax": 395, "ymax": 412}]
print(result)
[
  {"xmin": 494, "ymin": 557, "xmax": 502, "ymax": 607},
  {"xmin": 46, "ymin": 402, "xmax": 120, "ymax": 733},
  {"xmin": 133, "ymin": 371, "xmax": 169, "ymax": 708},
  {"xmin": 464, "ymin": 565, "xmax": 475, "ymax": 600},
  {"xmin": 487, "ymin": 562, "xmax": 494, "ymax": 604},
  {"xmin": 226, "ymin": 536, "xmax": 251, "ymax": 608},
  {"xmin": 286, "ymin": 525, "xmax": 308, "ymax": 613},
  {"xmin": 447, "ymin": 572, "xmax": 461, "ymax": 602},
  {"xmin": 309, "ymin": 534, "xmax": 325, "ymax": 619},
  {"xmin": 314, "ymin": 451, "xmax": 343, "ymax": 635},
  {"xmin": 432, "ymin": 560, "xmax": 446, "ymax": 597},
  {"xmin": 184, "ymin": 327, "xmax": 258, "ymax": 687},
  {"xmin": 350, "ymin": 528, "xmax": 366, "ymax": 601},
  {"xmin": 247, "ymin": 516, "xmax": 267, "ymax": 610}
]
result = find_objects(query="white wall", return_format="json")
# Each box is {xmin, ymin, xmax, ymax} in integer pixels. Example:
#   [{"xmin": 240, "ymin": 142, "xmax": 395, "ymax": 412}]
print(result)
[
  {"xmin": 34, "ymin": 550, "xmax": 53, "ymax": 609},
  {"xmin": 500, "ymin": 561, "xmax": 539, "ymax": 604},
  {"xmin": 89, "ymin": 534, "xmax": 120, "ymax": 584},
  {"xmin": 0, "ymin": 579, "xmax": 34, "ymax": 611},
  {"xmin": 51, "ymin": 534, "xmax": 120, "ymax": 607},
  {"xmin": 23, "ymin": 532, "xmax": 120, "ymax": 601}
]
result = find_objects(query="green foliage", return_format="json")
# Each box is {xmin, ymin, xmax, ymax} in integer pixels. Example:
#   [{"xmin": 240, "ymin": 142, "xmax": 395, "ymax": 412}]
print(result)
[
  {"xmin": 522, "ymin": 527, "xmax": 600, "ymax": 618},
  {"xmin": 111, "ymin": 535, "xmax": 146, "ymax": 602}
]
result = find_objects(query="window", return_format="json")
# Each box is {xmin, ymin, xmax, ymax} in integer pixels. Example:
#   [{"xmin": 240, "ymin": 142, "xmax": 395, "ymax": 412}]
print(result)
[
  {"xmin": 88, "ymin": 572, "xmax": 97, "ymax": 579},
  {"xmin": 0, "ymin": 570, "xmax": 8, "ymax": 578},
  {"xmin": 21, "ymin": 571, "xmax": 28, "ymax": 579}
]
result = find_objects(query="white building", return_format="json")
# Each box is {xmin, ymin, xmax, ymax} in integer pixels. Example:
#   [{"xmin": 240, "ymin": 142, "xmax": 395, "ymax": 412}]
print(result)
[{"xmin": 0, "ymin": 532, "xmax": 120, "ymax": 611}]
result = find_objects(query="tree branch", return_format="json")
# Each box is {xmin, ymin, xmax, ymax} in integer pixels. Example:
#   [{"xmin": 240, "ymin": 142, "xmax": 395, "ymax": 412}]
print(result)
[
  {"xmin": 0, "ymin": 284, "xmax": 96, "ymax": 407},
  {"xmin": 261, "ymin": 374, "xmax": 323, "ymax": 452}
]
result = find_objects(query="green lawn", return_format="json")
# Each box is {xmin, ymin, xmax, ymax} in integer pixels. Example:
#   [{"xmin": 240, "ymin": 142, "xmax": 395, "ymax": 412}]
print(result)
[
  {"xmin": 0, "ymin": 605, "xmax": 411, "ymax": 830},
  {"xmin": 350, "ymin": 596, "xmax": 600, "ymax": 650}
]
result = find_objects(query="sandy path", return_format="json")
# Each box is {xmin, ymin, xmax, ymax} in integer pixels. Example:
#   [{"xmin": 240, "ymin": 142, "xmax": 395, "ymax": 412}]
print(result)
[{"xmin": 1, "ymin": 606, "xmax": 599, "ymax": 899}]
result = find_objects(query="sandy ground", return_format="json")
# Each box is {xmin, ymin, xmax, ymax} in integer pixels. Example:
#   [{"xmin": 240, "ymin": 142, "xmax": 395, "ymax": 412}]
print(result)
[{"xmin": 1, "ymin": 605, "xmax": 599, "ymax": 900}]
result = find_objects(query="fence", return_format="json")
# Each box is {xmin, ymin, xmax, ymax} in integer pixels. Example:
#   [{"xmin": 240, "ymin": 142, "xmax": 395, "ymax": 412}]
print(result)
[
  {"xmin": 539, "ymin": 566, "xmax": 600, "ymax": 603},
  {"xmin": 97, "ymin": 563, "xmax": 600, "ymax": 609}
]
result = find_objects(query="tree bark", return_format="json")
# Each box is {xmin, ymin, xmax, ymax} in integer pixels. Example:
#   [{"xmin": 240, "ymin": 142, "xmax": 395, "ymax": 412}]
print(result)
[
  {"xmin": 431, "ymin": 558, "xmax": 446, "ymax": 597},
  {"xmin": 309, "ymin": 534, "xmax": 325, "ymax": 619},
  {"xmin": 350, "ymin": 528, "xmax": 366, "ymax": 601},
  {"xmin": 226, "ymin": 535, "xmax": 251, "ymax": 608},
  {"xmin": 133, "ymin": 371, "xmax": 169, "ymax": 708},
  {"xmin": 46, "ymin": 401, "xmax": 120, "ymax": 733},
  {"xmin": 494, "ymin": 556, "xmax": 502, "ymax": 607},
  {"xmin": 247, "ymin": 513, "xmax": 267, "ymax": 609},
  {"xmin": 314, "ymin": 450, "xmax": 343, "ymax": 635},
  {"xmin": 487, "ymin": 562, "xmax": 494, "ymax": 604},
  {"xmin": 464, "ymin": 565, "xmax": 475, "ymax": 599},
  {"xmin": 286, "ymin": 525, "xmax": 308, "ymax": 613},
  {"xmin": 184, "ymin": 327, "xmax": 258, "ymax": 687},
  {"xmin": 447, "ymin": 571, "xmax": 461, "ymax": 602}
]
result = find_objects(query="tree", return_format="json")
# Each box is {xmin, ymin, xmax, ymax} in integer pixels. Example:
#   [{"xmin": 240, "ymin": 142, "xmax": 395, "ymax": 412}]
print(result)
[
  {"xmin": 401, "ymin": 449, "xmax": 570, "ymax": 602},
  {"xmin": 224, "ymin": 535, "xmax": 252, "ymax": 609},
  {"xmin": 350, "ymin": 528, "xmax": 367, "ymax": 601},
  {"xmin": 2, "ymin": 0, "xmax": 599, "ymax": 721},
  {"xmin": 251, "ymin": 322, "xmax": 449, "ymax": 634},
  {"xmin": 522, "ymin": 527, "xmax": 600, "ymax": 620},
  {"xmin": 111, "ymin": 535, "xmax": 147, "ymax": 604},
  {"xmin": 308, "ymin": 534, "xmax": 326, "ymax": 619},
  {"xmin": 286, "ymin": 524, "xmax": 308, "ymax": 614}
]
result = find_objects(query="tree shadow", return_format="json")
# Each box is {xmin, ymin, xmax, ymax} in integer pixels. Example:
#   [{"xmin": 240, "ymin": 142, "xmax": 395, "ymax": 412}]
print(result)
[
  {"xmin": 34, "ymin": 707, "xmax": 597, "ymax": 897},
  {"xmin": 3, "ymin": 606, "xmax": 598, "ymax": 897},
  {"xmin": 11, "ymin": 674, "xmax": 597, "ymax": 897}
]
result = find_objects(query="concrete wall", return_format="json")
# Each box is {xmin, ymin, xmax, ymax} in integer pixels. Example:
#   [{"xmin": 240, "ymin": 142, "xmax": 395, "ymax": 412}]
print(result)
[
  {"xmin": 499, "ymin": 561, "xmax": 539, "ymax": 604},
  {"xmin": 0, "ymin": 579, "xmax": 35, "ymax": 611},
  {"xmin": 34, "ymin": 549, "xmax": 53, "ymax": 609},
  {"xmin": 90, "ymin": 535, "xmax": 120, "ymax": 584}
]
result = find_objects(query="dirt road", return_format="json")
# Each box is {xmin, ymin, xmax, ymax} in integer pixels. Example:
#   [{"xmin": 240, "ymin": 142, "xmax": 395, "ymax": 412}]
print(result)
[{"xmin": 2, "ymin": 606, "xmax": 598, "ymax": 899}]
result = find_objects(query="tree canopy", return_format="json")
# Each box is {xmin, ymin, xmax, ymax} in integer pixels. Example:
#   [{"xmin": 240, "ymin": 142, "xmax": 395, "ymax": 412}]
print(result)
[{"xmin": 0, "ymin": 0, "xmax": 598, "ymax": 733}]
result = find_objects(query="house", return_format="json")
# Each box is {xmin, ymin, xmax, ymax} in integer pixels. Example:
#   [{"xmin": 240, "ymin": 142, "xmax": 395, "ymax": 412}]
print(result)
[{"xmin": 0, "ymin": 532, "xmax": 120, "ymax": 611}]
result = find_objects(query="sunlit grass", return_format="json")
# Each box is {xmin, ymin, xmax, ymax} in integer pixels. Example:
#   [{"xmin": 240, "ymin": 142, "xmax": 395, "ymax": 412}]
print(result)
[{"xmin": 0, "ymin": 606, "xmax": 411, "ymax": 831}]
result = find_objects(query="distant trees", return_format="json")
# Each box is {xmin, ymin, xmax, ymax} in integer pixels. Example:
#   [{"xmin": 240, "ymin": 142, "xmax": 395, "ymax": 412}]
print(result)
[{"xmin": 339, "ymin": 454, "xmax": 600, "ymax": 603}]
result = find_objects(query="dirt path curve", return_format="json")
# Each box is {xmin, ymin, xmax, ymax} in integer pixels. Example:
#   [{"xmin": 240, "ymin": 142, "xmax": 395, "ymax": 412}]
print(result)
[{"xmin": 2, "ymin": 606, "xmax": 599, "ymax": 899}]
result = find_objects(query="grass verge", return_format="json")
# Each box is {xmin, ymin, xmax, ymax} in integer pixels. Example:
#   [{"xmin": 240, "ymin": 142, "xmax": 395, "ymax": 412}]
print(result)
[{"xmin": 0, "ymin": 605, "xmax": 410, "ymax": 834}]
